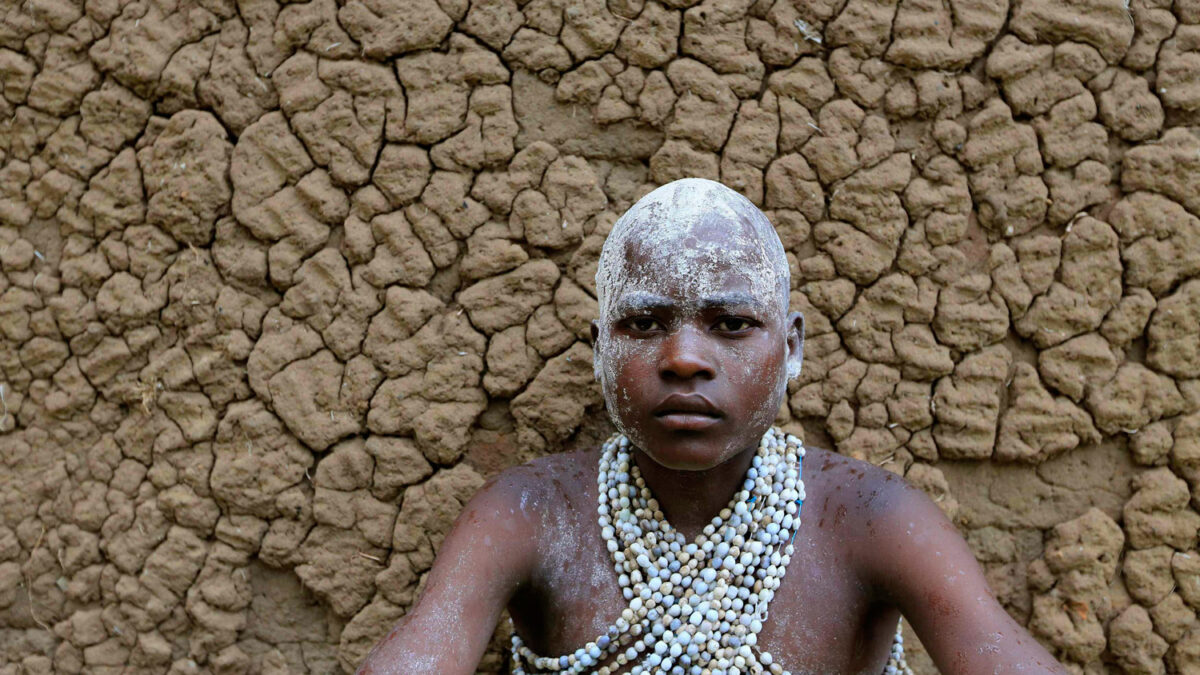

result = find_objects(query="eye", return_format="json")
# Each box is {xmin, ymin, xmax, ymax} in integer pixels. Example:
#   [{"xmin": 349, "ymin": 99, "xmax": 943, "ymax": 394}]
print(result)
[
  {"xmin": 628, "ymin": 316, "xmax": 662, "ymax": 332},
  {"xmin": 715, "ymin": 317, "xmax": 754, "ymax": 333}
]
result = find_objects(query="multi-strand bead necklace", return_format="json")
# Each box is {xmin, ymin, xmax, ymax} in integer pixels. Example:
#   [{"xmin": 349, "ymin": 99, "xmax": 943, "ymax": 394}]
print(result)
[{"xmin": 510, "ymin": 426, "xmax": 912, "ymax": 675}]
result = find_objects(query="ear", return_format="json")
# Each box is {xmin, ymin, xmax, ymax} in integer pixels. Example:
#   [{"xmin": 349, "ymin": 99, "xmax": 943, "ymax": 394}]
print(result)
[
  {"xmin": 785, "ymin": 311, "xmax": 805, "ymax": 380},
  {"xmin": 590, "ymin": 320, "xmax": 603, "ymax": 383}
]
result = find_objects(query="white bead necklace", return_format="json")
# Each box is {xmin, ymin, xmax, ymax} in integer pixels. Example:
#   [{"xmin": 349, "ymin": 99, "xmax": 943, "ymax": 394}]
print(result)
[{"xmin": 510, "ymin": 426, "xmax": 913, "ymax": 675}]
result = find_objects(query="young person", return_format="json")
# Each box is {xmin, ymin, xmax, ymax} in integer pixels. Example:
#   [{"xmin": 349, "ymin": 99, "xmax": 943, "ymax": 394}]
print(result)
[{"xmin": 357, "ymin": 178, "xmax": 1069, "ymax": 674}]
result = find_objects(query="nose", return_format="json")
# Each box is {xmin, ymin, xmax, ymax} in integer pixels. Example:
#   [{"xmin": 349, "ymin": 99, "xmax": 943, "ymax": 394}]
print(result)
[{"xmin": 659, "ymin": 326, "xmax": 716, "ymax": 381}]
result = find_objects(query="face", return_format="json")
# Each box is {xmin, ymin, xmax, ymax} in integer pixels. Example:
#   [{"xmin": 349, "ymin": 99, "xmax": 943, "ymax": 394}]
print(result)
[{"xmin": 591, "ymin": 213, "xmax": 804, "ymax": 471}]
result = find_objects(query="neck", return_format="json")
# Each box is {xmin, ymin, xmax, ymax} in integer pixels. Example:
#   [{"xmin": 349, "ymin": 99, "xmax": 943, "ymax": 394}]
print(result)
[{"xmin": 630, "ymin": 440, "xmax": 759, "ymax": 541}]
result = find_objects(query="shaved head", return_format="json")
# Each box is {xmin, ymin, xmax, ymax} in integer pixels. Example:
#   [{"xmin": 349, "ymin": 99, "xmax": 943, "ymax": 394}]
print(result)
[{"xmin": 596, "ymin": 178, "xmax": 790, "ymax": 322}]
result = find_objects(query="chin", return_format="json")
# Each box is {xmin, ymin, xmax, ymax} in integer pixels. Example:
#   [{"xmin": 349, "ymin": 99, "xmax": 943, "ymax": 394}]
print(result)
[
  {"xmin": 634, "ymin": 431, "xmax": 739, "ymax": 471},
  {"xmin": 640, "ymin": 451, "xmax": 722, "ymax": 472}
]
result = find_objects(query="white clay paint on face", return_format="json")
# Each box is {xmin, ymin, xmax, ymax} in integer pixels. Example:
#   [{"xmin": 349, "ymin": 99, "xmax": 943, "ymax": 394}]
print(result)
[{"xmin": 593, "ymin": 178, "xmax": 800, "ymax": 450}]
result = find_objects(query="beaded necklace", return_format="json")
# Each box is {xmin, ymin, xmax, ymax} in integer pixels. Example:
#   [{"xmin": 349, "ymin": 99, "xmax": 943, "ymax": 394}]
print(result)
[{"xmin": 510, "ymin": 427, "xmax": 913, "ymax": 675}]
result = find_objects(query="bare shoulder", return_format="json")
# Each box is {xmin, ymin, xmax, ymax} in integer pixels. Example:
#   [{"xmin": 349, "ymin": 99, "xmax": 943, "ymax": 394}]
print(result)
[
  {"xmin": 800, "ymin": 445, "xmax": 919, "ymax": 524},
  {"xmin": 458, "ymin": 449, "xmax": 600, "ymax": 547},
  {"xmin": 472, "ymin": 449, "xmax": 596, "ymax": 504},
  {"xmin": 800, "ymin": 446, "xmax": 953, "ymax": 557},
  {"xmin": 401, "ymin": 452, "xmax": 600, "ymax": 613},
  {"xmin": 440, "ymin": 455, "xmax": 573, "ymax": 552},
  {"xmin": 802, "ymin": 446, "xmax": 974, "ymax": 597},
  {"xmin": 482, "ymin": 448, "xmax": 599, "ymax": 504}
]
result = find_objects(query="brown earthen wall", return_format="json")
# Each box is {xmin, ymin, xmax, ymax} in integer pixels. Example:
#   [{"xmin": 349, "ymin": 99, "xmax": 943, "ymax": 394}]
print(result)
[{"xmin": 2, "ymin": 0, "xmax": 1200, "ymax": 671}]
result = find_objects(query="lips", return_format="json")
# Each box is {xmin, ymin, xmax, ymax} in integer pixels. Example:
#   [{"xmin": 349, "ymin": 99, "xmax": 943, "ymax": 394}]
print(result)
[
  {"xmin": 652, "ymin": 393, "xmax": 723, "ymax": 430},
  {"xmin": 653, "ymin": 392, "xmax": 723, "ymax": 417}
]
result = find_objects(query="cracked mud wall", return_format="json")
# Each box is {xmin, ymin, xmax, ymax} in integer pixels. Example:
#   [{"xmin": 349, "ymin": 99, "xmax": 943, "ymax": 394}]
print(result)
[{"xmin": 3, "ymin": 0, "xmax": 1200, "ymax": 672}]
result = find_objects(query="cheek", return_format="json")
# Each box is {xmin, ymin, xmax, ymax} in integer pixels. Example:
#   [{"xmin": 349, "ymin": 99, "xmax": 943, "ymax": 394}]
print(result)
[
  {"xmin": 610, "ymin": 344, "xmax": 655, "ymax": 390},
  {"xmin": 726, "ymin": 337, "xmax": 784, "ymax": 385},
  {"xmin": 727, "ymin": 339, "xmax": 789, "ymax": 425},
  {"xmin": 599, "ymin": 338, "xmax": 656, "ymax": 403}
]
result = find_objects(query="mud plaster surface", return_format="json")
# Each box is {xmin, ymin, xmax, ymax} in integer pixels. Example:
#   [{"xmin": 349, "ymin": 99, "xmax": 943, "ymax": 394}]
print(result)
[{"xmin": 3, "ymin": 0, "xmax": 1200, "ymax": 672}]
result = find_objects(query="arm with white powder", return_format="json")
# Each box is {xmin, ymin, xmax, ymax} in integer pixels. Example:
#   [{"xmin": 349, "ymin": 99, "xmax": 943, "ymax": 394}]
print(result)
[
  {"xmin": 356, "ymin": 471, "xmax": 538, "ymax": 674},
  {"xmin": 861, "ymin": 476, "xmax": 1070, "ymax": 674}
]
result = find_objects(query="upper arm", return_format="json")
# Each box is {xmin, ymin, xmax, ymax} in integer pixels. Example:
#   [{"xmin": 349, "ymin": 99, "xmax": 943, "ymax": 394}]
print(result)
[
  {"xmin": 357, "ymin": 468, "xmax": 541, "ymax": 675},
  {"xmin": 860, "ymin": 477, "xmax": 1069, "ymax": 675}
]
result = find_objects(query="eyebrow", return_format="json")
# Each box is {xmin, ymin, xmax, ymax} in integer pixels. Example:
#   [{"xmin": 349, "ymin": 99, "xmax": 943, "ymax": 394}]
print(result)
[
  {"xmin": 613, "ymin": 291, "xmax": 768, "ymax": 314},
  {"xmin": 697, "ymin": 292, "xmax": 766, "ymax": 311},
  {"xmin": 613, "ymin": 293, "xmax": 673, "ymax": 314}
]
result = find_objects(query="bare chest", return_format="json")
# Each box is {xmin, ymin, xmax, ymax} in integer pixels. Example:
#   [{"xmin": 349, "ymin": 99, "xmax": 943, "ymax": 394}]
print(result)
[{"xmin": 508, "ymin": 504, "xmax": 900, "ymax": 675}]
